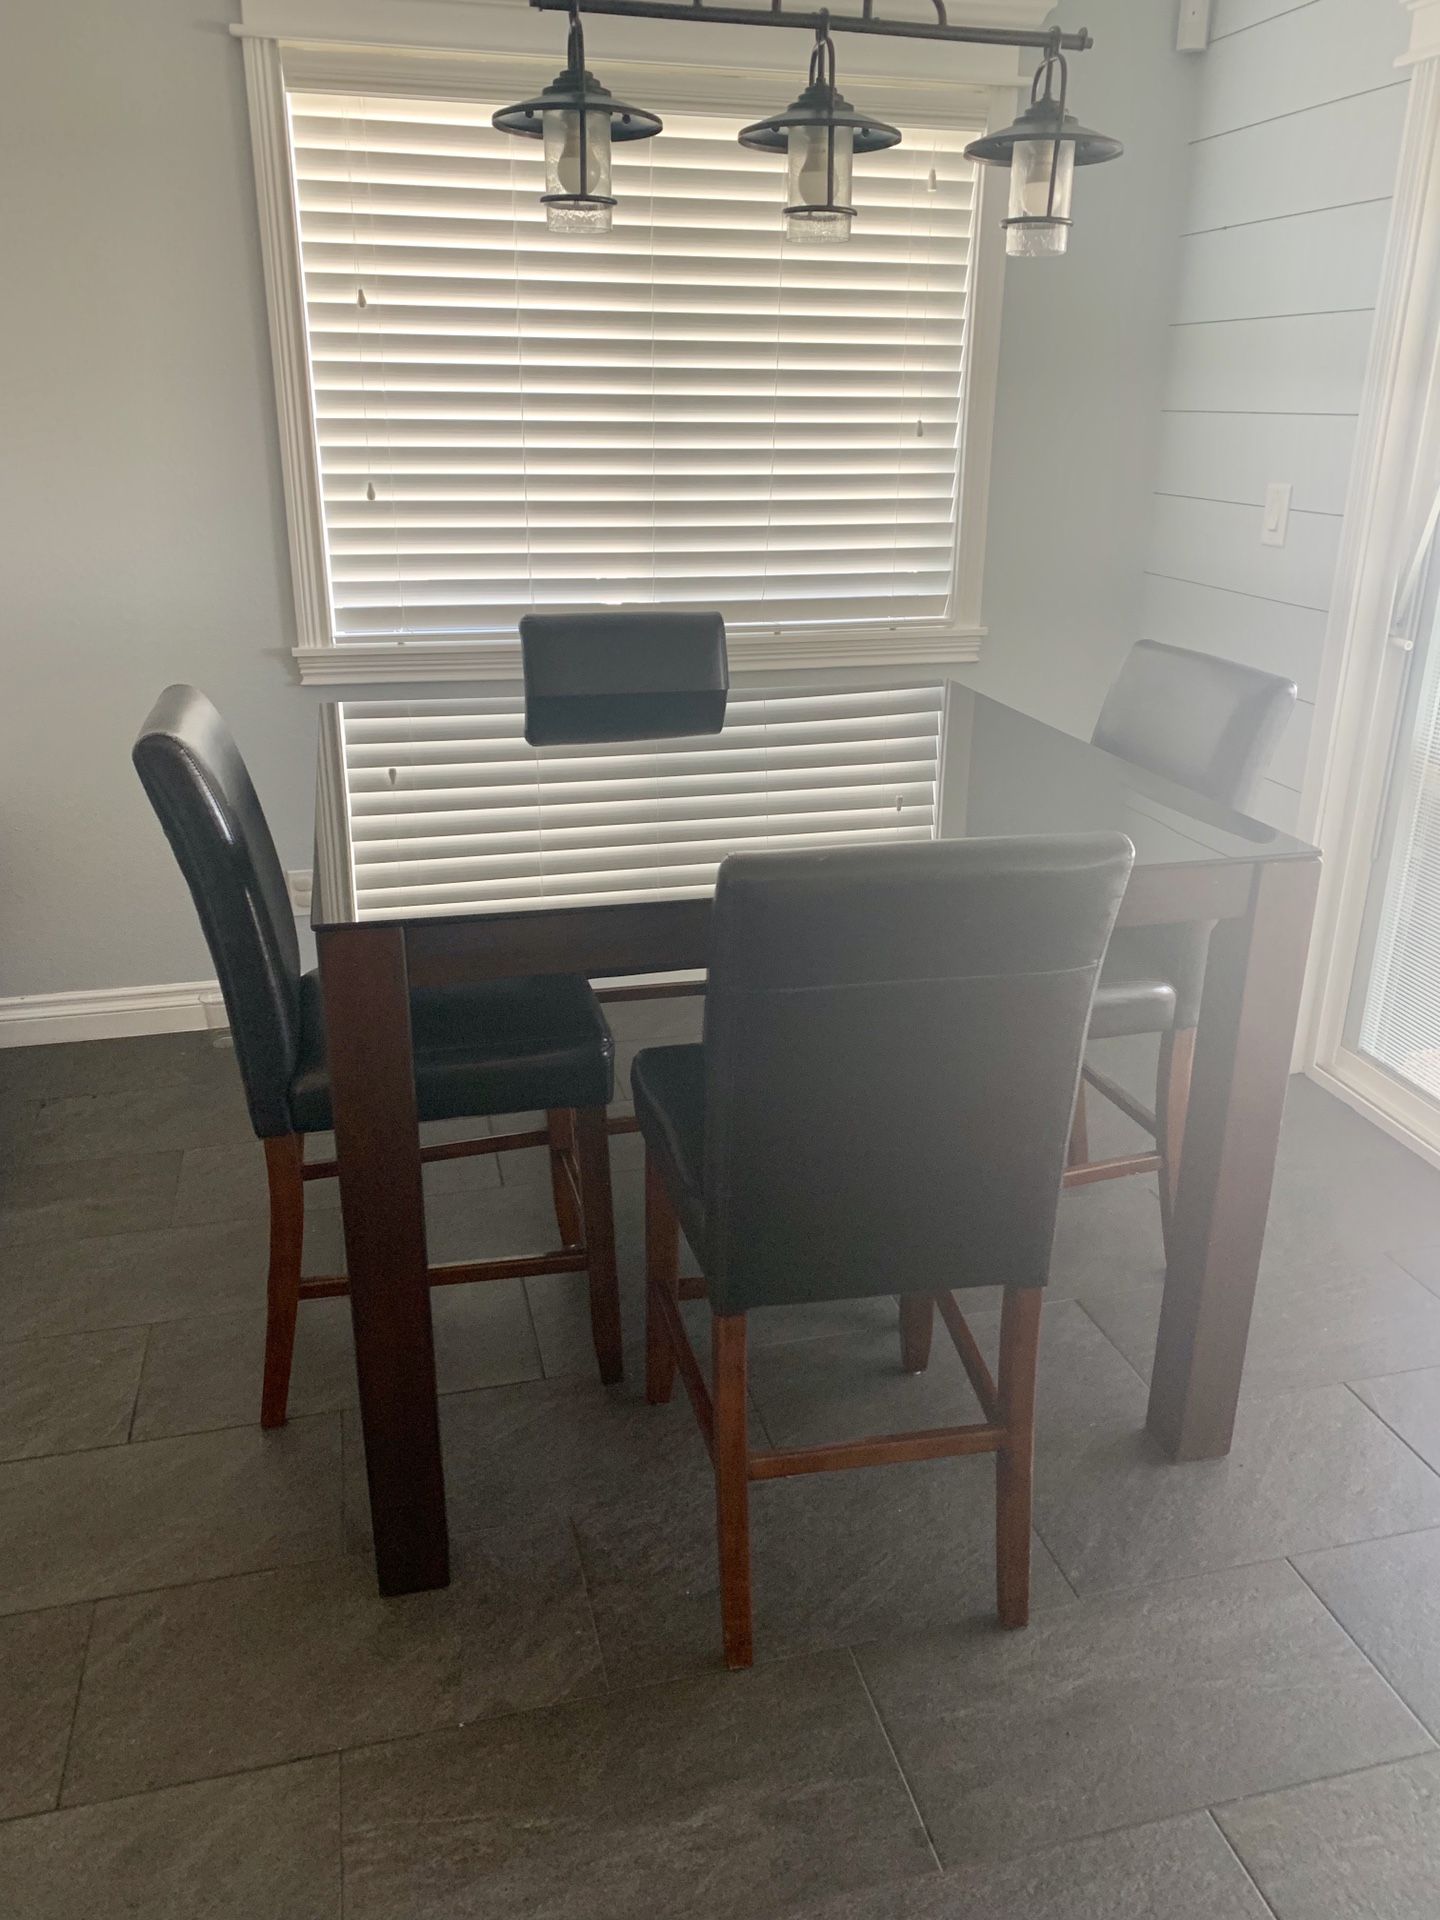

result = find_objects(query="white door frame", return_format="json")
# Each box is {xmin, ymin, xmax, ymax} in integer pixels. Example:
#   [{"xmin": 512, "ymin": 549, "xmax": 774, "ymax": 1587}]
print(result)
[{"xmin": 1298, "ymin": 0, "xmax": 1440, "ymax": 1169}]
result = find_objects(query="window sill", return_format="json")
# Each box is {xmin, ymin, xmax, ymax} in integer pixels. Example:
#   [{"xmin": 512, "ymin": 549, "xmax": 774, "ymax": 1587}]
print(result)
[{"xmin": 293, "ymin": 627, "xmax": 985, "ymax": 686}]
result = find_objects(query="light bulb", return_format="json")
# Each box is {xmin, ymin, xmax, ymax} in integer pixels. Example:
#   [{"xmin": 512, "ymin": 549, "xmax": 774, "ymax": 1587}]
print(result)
[
  {"xmin": 1005, "ymin": 136, "xmax": 1074, "ymax": 256},
  {"xmin": 784, "ymin": 123, "xmax": 853, "ymax": 242},
  {"xmin": 543, "ymin": 108, "xmax": 612, "ymax": 233}
]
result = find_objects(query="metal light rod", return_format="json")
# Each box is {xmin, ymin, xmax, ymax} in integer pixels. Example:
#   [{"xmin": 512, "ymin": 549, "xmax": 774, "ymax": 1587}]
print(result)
[{"xmin": 530, "ymin": 0, "xmax": 1094, "ymax": 54}]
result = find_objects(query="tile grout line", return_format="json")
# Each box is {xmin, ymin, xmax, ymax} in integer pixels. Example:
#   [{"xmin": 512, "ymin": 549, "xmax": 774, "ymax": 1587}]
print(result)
[
  {"xmin": 1069, "ymin": 1296, "xmax": 1152, "ymax": 1392},
  {"xmin": 1287, "ymin": 1552, "xmax": 1440, "ymax": 1748},
  {"xmin": 566, "ymin": 1513, "xmax": 612, "ymax": 1694},
  {"xmin": 1202, "ymin": 1807, "xmax": 1282, "ymax": 1918},
  {"xmin": 847, "ymin": 1648, "xmax": 944, "ymax": 1877},
  {"xmin": 1339, "ymin": 1378, "xmax": 1440, "ymax": 1482},
  {"xmin": 53, "ymin": 1601, "xmax": 99, "ymax": 1813},
  {"xmin": 124, "ymin": 1327, "xmax": 153, "ymax": 1446}
]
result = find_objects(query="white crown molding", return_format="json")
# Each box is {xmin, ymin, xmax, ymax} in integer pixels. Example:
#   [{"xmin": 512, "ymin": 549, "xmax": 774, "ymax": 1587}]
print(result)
[{"xmin": 0, "ymin": 982, "xmax": 228, "ymax": 1049}]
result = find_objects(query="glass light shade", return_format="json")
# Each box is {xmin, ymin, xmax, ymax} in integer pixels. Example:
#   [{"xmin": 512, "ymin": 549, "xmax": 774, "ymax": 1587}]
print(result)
[
  {"xmin": 784, "ymin": 122, "xmax": 853, "ymax": 242},
  {"xmin": 543, "ymin": 108, "xmax": 612, "ymax": 232},
  {"xmin": 1005, "ymin": 136, "xmax": 1074, "ymax": 256}
]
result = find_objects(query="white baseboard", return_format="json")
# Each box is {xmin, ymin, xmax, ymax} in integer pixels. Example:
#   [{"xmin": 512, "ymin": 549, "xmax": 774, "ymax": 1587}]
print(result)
[{"xmin": 0, "ymin": 981, "xmax": 228, "ymax": 1048}]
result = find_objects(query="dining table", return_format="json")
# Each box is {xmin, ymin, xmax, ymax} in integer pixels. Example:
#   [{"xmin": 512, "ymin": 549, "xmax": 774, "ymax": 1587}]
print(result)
[{"xmin": 312, "ymin": 677, "xmax": 1321, "ymax": 1596}]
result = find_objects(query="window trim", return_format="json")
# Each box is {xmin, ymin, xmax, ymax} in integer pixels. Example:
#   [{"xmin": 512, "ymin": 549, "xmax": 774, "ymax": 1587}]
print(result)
[{"xmin": 242, "ymin": 33, "xmax": 1010, "ymax": 684}]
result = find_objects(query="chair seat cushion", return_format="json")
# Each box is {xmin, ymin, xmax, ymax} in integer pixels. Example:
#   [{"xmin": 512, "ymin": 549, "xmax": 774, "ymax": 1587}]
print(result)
[
  {"xmin": 288, "ymin": 972, "xmax": 614, "ymax": 1135},
  {"xmin": 1089, "ymin": 966, "xmax": 1178, "ymax": 1040},
  {"xmin": 630, "ymin": 1044, "xmax": 708, "ymax": 1255}
]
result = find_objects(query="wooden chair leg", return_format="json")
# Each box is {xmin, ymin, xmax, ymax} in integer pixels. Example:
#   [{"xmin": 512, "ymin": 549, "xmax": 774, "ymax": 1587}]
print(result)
[
  {"xmin": 644, "ymin": 1152, "xmax": 681, "ymax": 1405},
  {"xmin": 1155, "ymin": 1027, "xmax": 1196, "ymax": 1262},
  {"xmin": 261, "ymin": 1135, "xmax": 305, "ymax": 1430},
  {"xmin": 899, "ymin": 1293, "xmax": 935, "ymax": 1373},
  {"xmin": 712, "ymin": 1312, "xmax": 754, "ymax": 1670},
  {"xmin": 1067, "ymin": 1081, "xmax": 1090, "ymax": 1168},
  {"xmin": 546, "ymin": 1107, "xmax": 583, "ymax": 1248},
  {"xmin": 574, "ymin": 1105, "xmax": 624, "ymax": 1386},
  {"xmin": 995, "ymin": 1286, "xmax": 1043, "ymax": 1630}
]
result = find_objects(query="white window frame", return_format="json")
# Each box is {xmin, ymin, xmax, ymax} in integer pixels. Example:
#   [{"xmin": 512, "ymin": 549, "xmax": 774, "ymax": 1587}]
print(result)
[
  {"xmin": 240, "ymin": 19, "xmax": 1016, "ymax": 684},
  {"xmin": 1297, "ymin": 0, "xmax": 1440, "ymax": 1168}
]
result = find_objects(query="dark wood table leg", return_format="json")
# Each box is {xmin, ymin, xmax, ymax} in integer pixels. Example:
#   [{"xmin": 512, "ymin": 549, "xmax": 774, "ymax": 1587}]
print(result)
[
  {"xmin": 1146, "ymin": 857, "xmax": 1320, "ymax": 1459},
  {"xmin": 317, "ymin": 923, "xmax": 449, "ymax": 1594}
]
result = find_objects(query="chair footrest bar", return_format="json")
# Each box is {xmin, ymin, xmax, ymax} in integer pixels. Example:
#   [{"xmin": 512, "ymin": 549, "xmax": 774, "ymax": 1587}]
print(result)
[
  {"xmin": 478, "ymin": 1128, "xmax": 550, "ymax": 1155},
  {"xmin": 1083, "ymin": 1064, "xmax": 1158, "ymax": 1137},
  {"xmin": 650, "ymin": 1277, "xmax": 715, "ymax": 1454},
  {"xmin": 1062, "ymin": 1151, "xmax": 1163, "ymax": 1187},
  {"xmin": 302, "ymin": 1130, "xmax": 542, "ymax": 1182},
  {"xmin": 934, "ymin": 1291, "xmax": 999, "ymax": 1420},
  {"xmin": 430, "ymin": 1251, "xmax": 589, "ymax": 1285},
  {"xmin": 750, "ymin": 1422, "xmax": 1006, "ymax": 1480},
  {"xmin": 300, "ymin": 1249, "xmax": 591, "ymax": 1302}
]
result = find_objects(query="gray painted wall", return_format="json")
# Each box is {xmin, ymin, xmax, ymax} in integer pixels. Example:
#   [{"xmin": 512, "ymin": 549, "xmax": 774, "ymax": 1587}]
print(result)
[
  {"xmin": 1139, "ymin": 0, "xmax": 1411, "ymax": 832},
  {"xmin": 967, "ymin": 0, "xmax": 1197, "ymax": 731},
  {"xmin": 0, "ymin": 0, "xmax": 1199, "ymax": 1001}
]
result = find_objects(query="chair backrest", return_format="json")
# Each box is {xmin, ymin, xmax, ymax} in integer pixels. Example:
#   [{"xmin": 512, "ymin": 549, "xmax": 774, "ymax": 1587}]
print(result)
[
  {"xmin": 132, "ymin": 686, "xmax": 302, "ymax": 1138},
  {"xmin": 699, "ymin": 834, "xmax": 1134, "ymax": 1315},
  {"xmin": 519, "ymin": 610, "xmax": 728, "ymax": 744},
  {"xmin": 1092, "ymin": 639, "xmax": 1297, "ymax": 810}
]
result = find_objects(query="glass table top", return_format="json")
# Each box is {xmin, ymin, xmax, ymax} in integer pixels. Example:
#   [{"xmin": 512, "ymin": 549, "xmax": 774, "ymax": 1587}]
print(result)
[{"xmin": 312, "ymin": 680, "xmax": 1316, "ymax": 929}]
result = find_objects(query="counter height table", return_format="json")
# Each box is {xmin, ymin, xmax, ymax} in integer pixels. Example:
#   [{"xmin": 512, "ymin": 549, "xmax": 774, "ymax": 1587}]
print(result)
[{"xmin": 312, "ymin": 680, "xmax": 1320, "ymax": 1595}]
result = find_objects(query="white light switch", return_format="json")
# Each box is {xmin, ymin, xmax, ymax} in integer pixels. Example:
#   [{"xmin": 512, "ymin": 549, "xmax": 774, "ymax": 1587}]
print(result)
[
  {"xmin": 286, "ymin": 869, "xmax": 313, "ymax": 916},
  {"xmin": 1261, "ymin": 482, "xmax": 1292, "ymax": 548},
  {"xmin": 1176, "ymin": 0, "xmax": 1211, "ymax": 53}
]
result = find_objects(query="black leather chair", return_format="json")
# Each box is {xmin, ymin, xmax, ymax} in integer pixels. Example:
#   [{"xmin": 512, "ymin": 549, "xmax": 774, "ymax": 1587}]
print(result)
[
  {"xmin": 1075, "ymin": 641, "xmax": 1297, "ymax": 1248},
  {"xmin": 133, "ymin": 686, "xmax": 623, "ymax": 1426},
  {"xmin": 520, "ymin": 609, "xmax": 728, "ymax": 1019},
  {"xmin": 635, "ymin": 833, "xmax": 1133, "ymax": 1667},
  {"xmin": 518, "ymin": 610, "xmax": 729, "ymax": 745}
]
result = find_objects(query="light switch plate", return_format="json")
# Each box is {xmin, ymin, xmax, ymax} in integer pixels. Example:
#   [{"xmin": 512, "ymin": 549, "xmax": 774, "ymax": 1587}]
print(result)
[
  {"xmin": 286, "ymin": 869, "xmax": 313, "ymax": 916},
  {"xmin": 1261, "ymin": 482, "xmax": 1292, "ymax": 548},
  {"xmin": 1177, "ymin": 0, "xmax": 1211, "ymax": 52}
]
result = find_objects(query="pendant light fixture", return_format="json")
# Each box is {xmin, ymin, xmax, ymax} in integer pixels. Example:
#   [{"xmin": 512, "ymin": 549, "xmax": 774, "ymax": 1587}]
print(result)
[
  {"xmin": 493, "ymin": 2, "xmax": 662, "ymax": 234},
  {"xmin": 965, "ymin": 35, "xmax": 1122, "ymax": 258},
  {"xmin": 738, "ymin": 25, "xmax": 901, "ymax": 244}
]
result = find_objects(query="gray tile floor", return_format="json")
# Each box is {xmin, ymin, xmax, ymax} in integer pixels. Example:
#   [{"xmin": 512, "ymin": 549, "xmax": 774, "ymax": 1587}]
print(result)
[{"xmin": 4, "ymin": 1006, "xmax": 1440, "ymax": 1916}]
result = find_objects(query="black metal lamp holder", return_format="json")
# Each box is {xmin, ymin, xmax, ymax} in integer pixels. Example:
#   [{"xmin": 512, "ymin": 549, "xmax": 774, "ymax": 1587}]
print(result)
[
  {"xmin": 493, "ymin": 2, "xmax": 664, "ymax": 210},
  {"xmin": 964, "ymin": 31, "xmax": 1124, "ymax": 235},
  {"xmin": 529, "ymin": 0, "xmax": 1094, "ymax": 56},
  {"xmin": 738, "ymin": 25, "xmax": 901, "ymax": 222}
]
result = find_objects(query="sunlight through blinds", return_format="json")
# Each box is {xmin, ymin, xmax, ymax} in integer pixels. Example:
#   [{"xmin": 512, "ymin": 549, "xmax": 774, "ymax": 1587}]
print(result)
[
  {"xmin": 286, "ymin": 91, "xmax": 978, "ymax": 645},
  {"xmin": 337, "ymin": 684, "xmax": 944, "ymax": 918}
]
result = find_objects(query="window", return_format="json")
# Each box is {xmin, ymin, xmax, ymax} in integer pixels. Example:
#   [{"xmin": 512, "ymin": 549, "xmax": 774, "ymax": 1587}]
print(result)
[{"xmin": 246, "ymin": 45, "xmax": 998, "ymax": 680}]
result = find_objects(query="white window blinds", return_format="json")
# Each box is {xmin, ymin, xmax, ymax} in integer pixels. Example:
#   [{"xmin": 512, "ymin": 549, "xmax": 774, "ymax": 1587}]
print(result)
[
  {"xmin": 287, "ymin": 90, "xmax": 978, "ymax": 648},
  {"xmin": 338, "ymin": 684, "xmax": 944, "ymax": 918}
]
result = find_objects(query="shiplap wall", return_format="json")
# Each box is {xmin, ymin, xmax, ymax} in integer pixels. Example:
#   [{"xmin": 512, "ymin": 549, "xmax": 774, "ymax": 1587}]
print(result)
[{"xmin": 1141, "ymin": 0, "xmax": 1410, "ymax": 832}]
